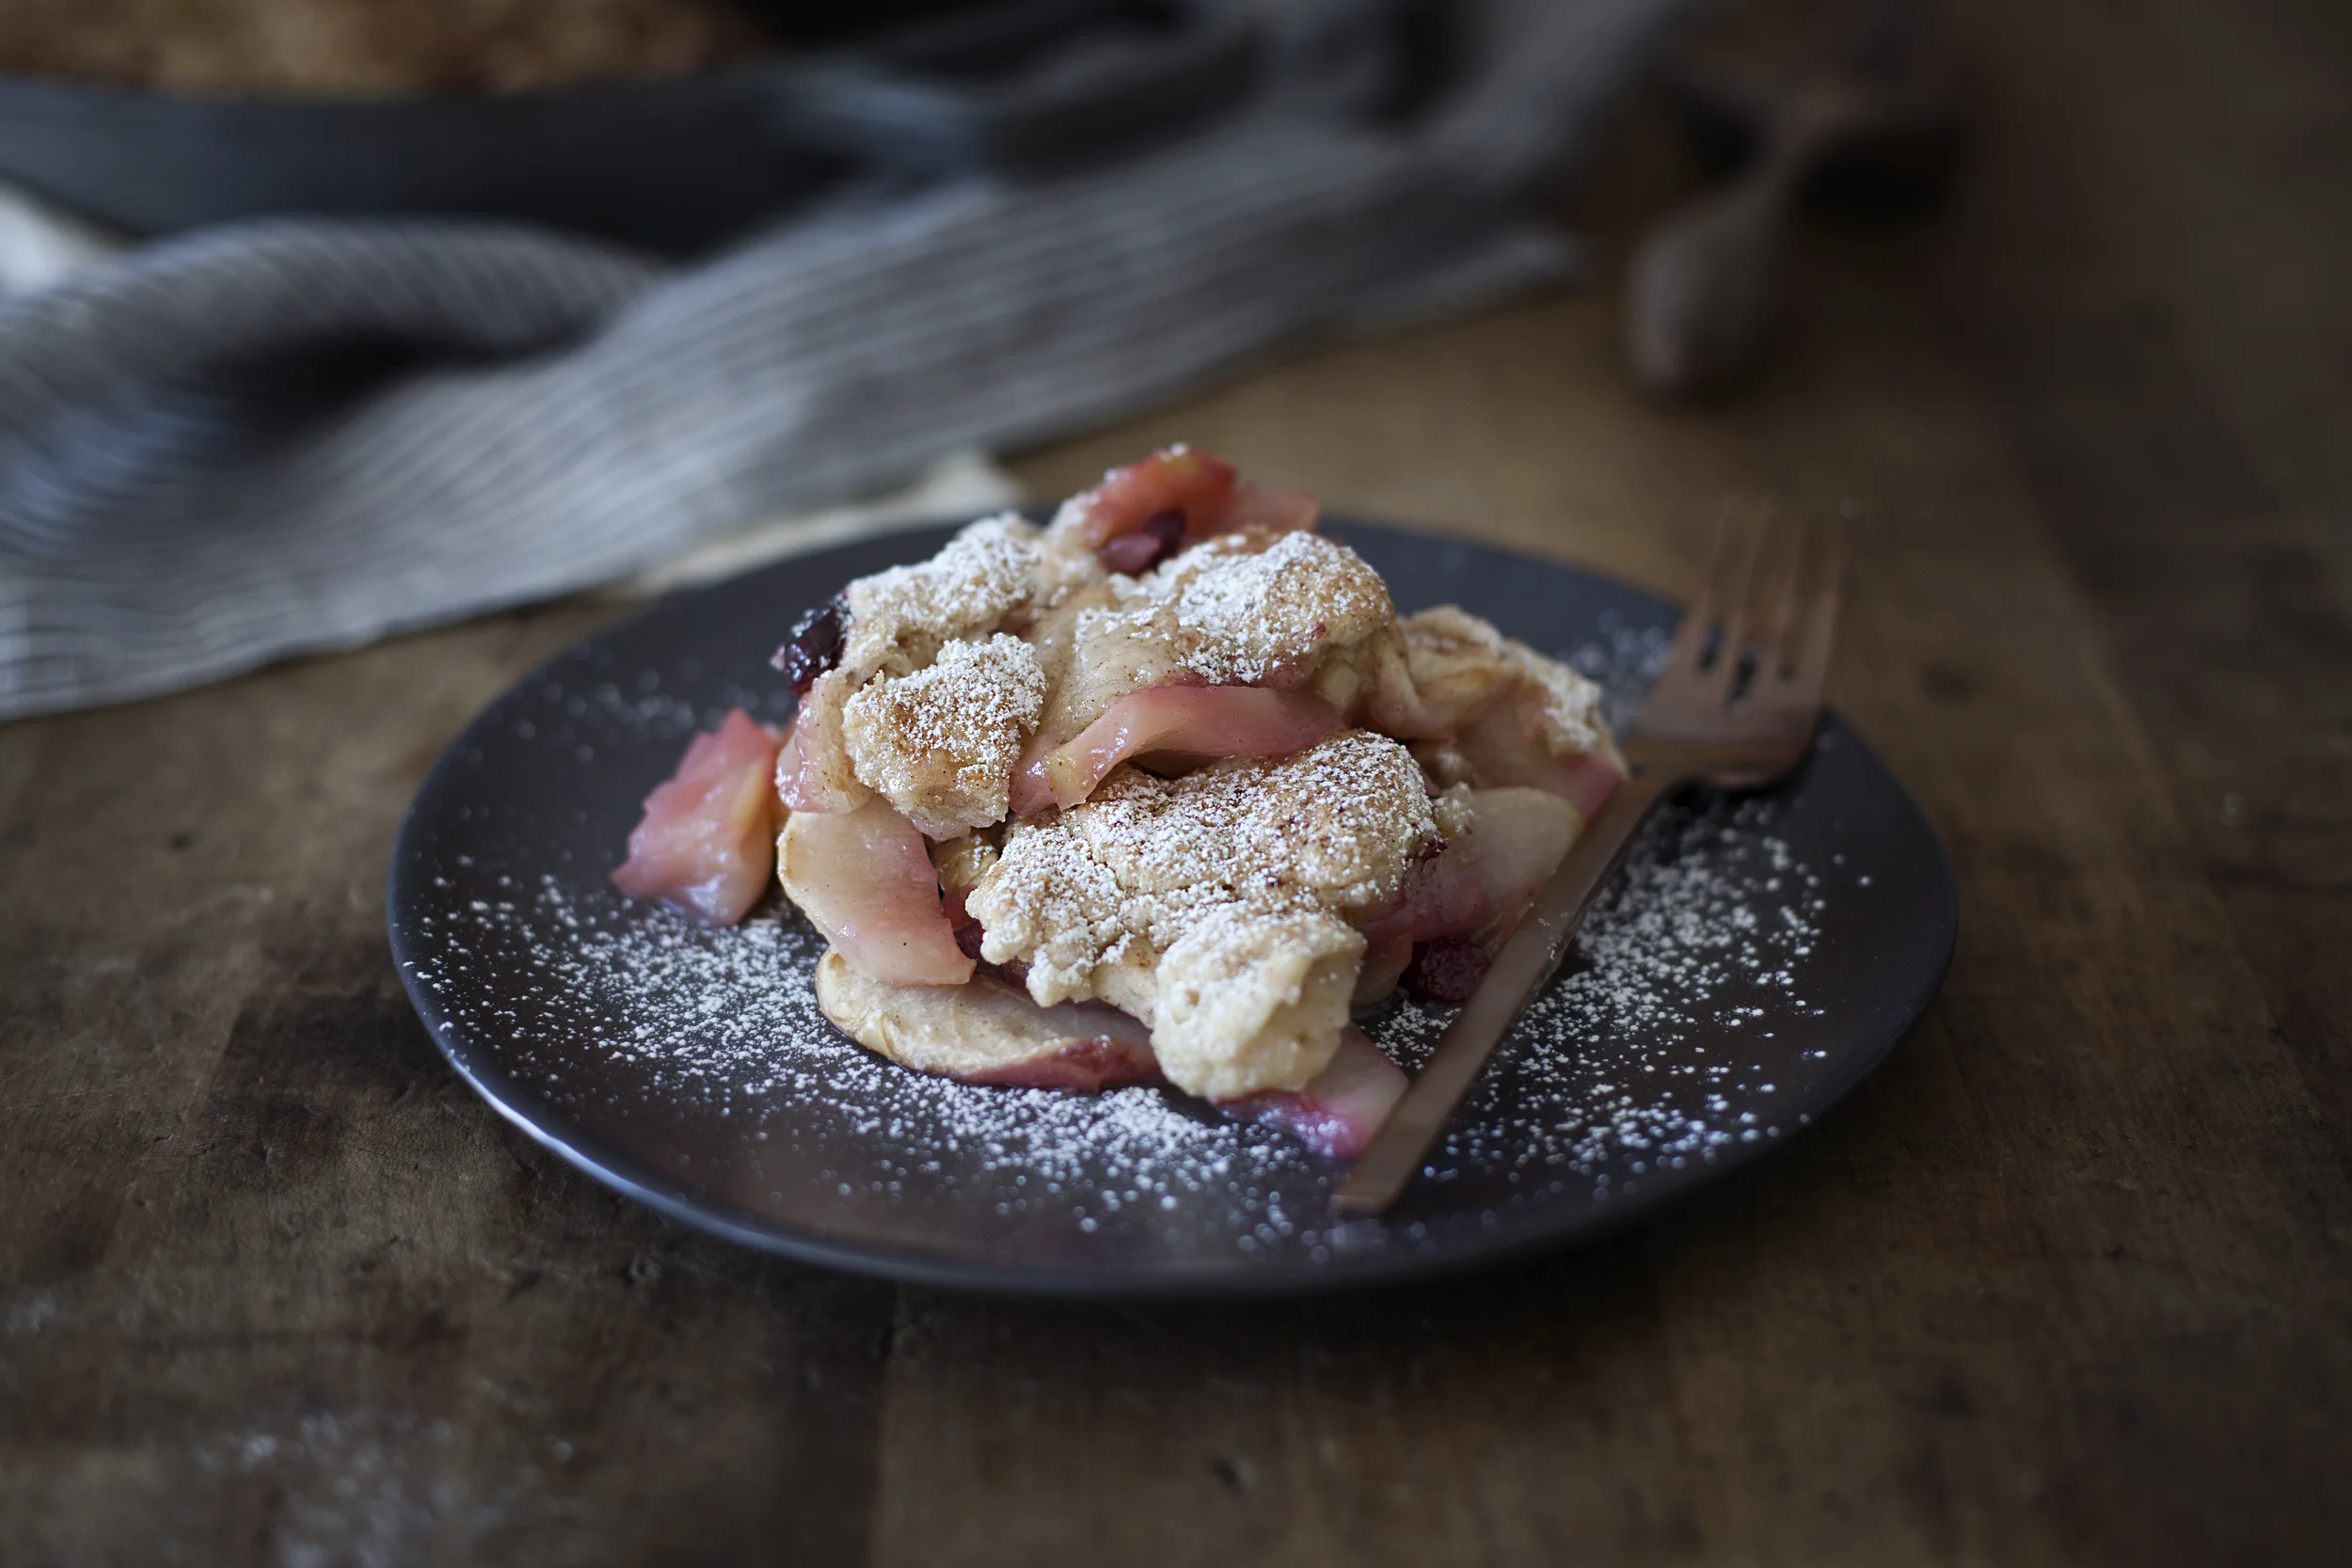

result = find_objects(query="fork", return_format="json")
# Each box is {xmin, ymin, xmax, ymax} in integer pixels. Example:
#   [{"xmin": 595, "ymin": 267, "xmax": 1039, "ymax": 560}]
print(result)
[{"xmin": 1332, "ymin": 509, "xmax": 1845, "ymax": 1217}]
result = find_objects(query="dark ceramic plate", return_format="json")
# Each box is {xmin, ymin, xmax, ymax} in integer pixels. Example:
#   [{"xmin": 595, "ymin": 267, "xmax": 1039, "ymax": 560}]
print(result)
[{"xmin": 389, "ymin": 519, "xmax": 1955, "ymax": 1297}]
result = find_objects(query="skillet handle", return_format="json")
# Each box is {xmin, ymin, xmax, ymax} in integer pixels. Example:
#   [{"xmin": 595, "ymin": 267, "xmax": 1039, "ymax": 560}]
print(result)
[{"xmin": 777, "ymin": 0, "xmax": 1256, "ymax": 171}]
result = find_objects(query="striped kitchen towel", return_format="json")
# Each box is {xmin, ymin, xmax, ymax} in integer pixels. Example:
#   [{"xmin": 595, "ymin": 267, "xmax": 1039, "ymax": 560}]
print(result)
[{"xmin": 0, "ymin": 0, "xmax": 1704, "ymax": 721}]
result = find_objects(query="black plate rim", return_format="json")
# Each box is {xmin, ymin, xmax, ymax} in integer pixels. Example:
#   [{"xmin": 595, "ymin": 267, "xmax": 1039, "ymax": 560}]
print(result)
[{"xmin": 388, "ymin": 517, "xmax": 1958, "ymax": 1300}]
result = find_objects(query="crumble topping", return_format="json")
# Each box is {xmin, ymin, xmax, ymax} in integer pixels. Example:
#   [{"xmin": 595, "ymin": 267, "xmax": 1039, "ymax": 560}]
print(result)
[
  {"xmin": 841, "ymin": 514, "xmax": 1043, "ymax": 679},
  {"xmin": 1431, "ymin": 782, "xmax": 1479, "ymax": 840},
  {"xmin": 1401, "ymin": 605, "xmax": 1617, "ymax": 764},
  {"xmin": 965, "ymin": 731, "xmax": 1441, "ymax": 1099},
  {"xmin": 841, "ymin": 635, "xmax": 1046, "ymax": 839},
  {"xmin": 1096, "ymin": 531, "xmax": 1397, "ymax": 688}
]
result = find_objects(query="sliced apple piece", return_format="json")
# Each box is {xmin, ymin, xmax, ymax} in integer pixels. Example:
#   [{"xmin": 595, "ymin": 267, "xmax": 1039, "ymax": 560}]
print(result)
[
  {"xmin": 1454, "ymin": 696, "xmax": 1626, "ymax": 820},
  {"xmin": 1008, "ymin": 685, "xmax": 1342, "ymax": 816},
  {"xmin": 777, "ymin": 799, "xmax": 974, "ymax": 987},
  {"xmin": 1217, "ymin": 483, "xmax": 1320, "ymax": 537},
  {"xmin": 612, "ymin": 709, "xmax": 783, "ymax": 926},
  {"xmin": 772, "ymin": 669, "xmax": 871, "ymax": 816},
  {"xmin": 814, "ymin": 951, "xmax": 1156, "ymax": 1090},
  {"xmin": 1057, "ymin": 445, "xmax": 1238, "ymax": 553},
  {"xmin": 1219, "ymin": 1027, "xmax": 1406, "ymax": 1160},
  {"xmin": 1356, "ymin": 786, "xmax": 1585, "ymax": 1004}
]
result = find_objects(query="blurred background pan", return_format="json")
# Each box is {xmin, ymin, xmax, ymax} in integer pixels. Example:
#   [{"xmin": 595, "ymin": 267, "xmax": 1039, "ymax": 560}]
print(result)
[{"xmin": 0, "ymin": 0, "xmax": 1255, "ymax": 252}]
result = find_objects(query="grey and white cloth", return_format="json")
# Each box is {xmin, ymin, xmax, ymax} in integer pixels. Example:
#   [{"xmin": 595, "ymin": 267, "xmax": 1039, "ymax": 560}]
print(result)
[{"xmin": 0, "ymin": 0, "xmax": 1704, "ymax": 722}]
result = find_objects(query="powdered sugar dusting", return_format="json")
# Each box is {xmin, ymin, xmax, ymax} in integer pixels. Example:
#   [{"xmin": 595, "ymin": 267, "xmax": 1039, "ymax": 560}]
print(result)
[
  {"xmin": 840, "ymin": 632, "xmax": 1045, "ymax": 835},
  {"xmin": 1160, "ymin": 531, "xmax": 1391, "ymax": 684},
  {"xmin": 412, "ymin": 885, "xmax": 1320, "ymax": 1247},
  {"xmin": 1075, "ymin": 530, "xmax": 1394, "ymax": 688},
  {"xmin": 839, "ymin": 513, "xmax": 1041, "ymax": 678},
  {"xmin": 1368, "ymin": 796, "xmax": 1827, "ymax": 1207}
]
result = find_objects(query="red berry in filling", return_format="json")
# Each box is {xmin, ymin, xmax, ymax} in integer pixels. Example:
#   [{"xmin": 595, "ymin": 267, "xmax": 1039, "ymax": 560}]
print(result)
[{"xmin": 772, "ymin": 595, "xmax": 847, "ymax": 696}]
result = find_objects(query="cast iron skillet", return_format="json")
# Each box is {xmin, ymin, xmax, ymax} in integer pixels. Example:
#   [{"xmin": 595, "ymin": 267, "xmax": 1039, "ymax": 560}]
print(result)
[{"xmin": 0, "ymin": 0, "xmax": 1252, "ymax": 251}]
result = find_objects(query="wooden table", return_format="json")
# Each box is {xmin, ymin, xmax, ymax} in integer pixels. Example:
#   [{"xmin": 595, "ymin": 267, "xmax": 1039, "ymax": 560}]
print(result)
[{"xmin": 6, "ymin": 1, "xmax": 2347, "ymax": 1561}]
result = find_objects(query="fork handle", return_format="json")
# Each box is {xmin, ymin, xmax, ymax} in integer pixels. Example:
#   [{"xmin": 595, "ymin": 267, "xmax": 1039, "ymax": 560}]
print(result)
[{"xmin": 1331, "ymin": 769, "xmax": 1683, "ymax": 1218}]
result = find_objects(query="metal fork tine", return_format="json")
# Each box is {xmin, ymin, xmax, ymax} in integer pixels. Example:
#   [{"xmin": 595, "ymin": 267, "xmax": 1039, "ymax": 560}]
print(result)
[
  {"xmin": 1763, "ymin": 515, "xmax": 1807, "ymax": 677},
  {"xmin": 1701, "ymin": 506, "xmax": 1766, "ymax": 705},
  {"xmin": 1665, "ymin": 506, "xmax": 1738, "ymax": 680},
  {"xmin": 1789, "ymin": 517, "xmax": 1845, "ymax": 698}
]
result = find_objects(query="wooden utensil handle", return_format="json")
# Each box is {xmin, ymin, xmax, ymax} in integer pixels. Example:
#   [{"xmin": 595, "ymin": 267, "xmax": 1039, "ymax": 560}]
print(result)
[
  {"xmin": 1332, "ymin": 770, "xmax": 1681, "ymax": 1217},
  {"xmin": 1627, "ymin": 81, "xmax": 1881, "ymax": 397}
]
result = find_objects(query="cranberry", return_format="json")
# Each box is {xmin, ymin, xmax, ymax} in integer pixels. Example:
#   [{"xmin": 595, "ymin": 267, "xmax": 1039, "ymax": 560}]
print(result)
[
  {"xmin": 954, "ymin": 917, "xmax": 987, "ymax": 963},
  {"xmin": 1097, "ymin": 509, "xmax": 1188, "ymax": 575},
  {"xmin": 1403, "ymin": 937, "xmax": 1493, "ymax": 1004},
  {"xmin": 772, "ymin": 594, "xmax": 847, "ymax": 696}
]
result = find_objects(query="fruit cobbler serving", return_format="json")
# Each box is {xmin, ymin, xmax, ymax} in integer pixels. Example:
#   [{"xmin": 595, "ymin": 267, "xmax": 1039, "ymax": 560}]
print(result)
[{"xmin": 611, "ymin": 449, "xmax": 1625, "ymax": 1158}]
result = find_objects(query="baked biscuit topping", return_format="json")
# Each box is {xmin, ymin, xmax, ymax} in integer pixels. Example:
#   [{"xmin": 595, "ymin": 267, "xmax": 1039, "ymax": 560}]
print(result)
[
  {"xmin": 1101, "ymin": 530, "xmax": 1397, "ymax": 688},
  {"xmin": 840, "ymin": 514, "xmax": 1043, "ymax": 679},
  {"xmin": 966, "ymin": 732, "xmax": 1438, "ymax": 1098},
  {"xmin": 841, "ymin": 634, "xmax": 1045, "ymax": 838},
  {"xmin": 1402, "ymin": 605, "xmax": 1616, "ymax": 765}
]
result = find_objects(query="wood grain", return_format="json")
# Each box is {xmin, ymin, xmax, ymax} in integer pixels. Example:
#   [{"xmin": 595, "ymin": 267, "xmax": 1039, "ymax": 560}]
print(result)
[{"xmin": 5, "ymin": 0, "xmax": 2349, "ymax": 1561}]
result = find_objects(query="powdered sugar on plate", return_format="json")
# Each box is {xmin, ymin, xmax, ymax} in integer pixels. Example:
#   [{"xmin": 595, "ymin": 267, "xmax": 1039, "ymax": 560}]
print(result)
[{"xmin": 1366, "ymin": 795, "xmax": 1825, "ymax": 1213}]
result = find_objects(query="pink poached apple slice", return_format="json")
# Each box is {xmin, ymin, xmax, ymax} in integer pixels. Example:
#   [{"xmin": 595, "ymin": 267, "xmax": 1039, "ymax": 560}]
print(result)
[
  {"xmin": 772, "ymin": 684, "xmax": 867, "ymax": 816},
  {"xmin": 1217, "ymin": 483, "xmax": 1320, "ymax": 537},
  {"xmin": 771, "ymin": 718, "xmax": 831, "ymax": 812},
  {"xmin": 1219, "ymin": 1027, "xmax": 1408, "ymax": 1161},
  {"xmin": 1359, "ymin": 787, "xmax": 1585, "ymax": 1004},
  {"xmin": 1067, "ymin": 445, "xmax": 1237, "ymax": 551},
  {"xmin": 1009, "ymin": 686, "xmax": 1343, "ymax": 816},
  {"xmin": 778, "ymin": 799, "xmax": 974, "ymax": 987},
  {"xmin": 1097, "ymin": 483, "xmax": 1322, "ymax": 573},
  {"xmin": 1067, "ymin": 446, "xmax": 1321, "ymax": 574},
  {"xmin": 1454, "ymin": 696, "xmax": 1625, "ymax": 821},
  {"xmin": 612, "ymin": 709, "xmax": 784, "ymax": 926}
]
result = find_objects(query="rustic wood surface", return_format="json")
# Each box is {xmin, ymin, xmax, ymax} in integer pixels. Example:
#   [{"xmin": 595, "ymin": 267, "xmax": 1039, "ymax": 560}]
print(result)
[{"xmin": 5, "ymin": 1, "xmax": 2348, "ymax": 1562}]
